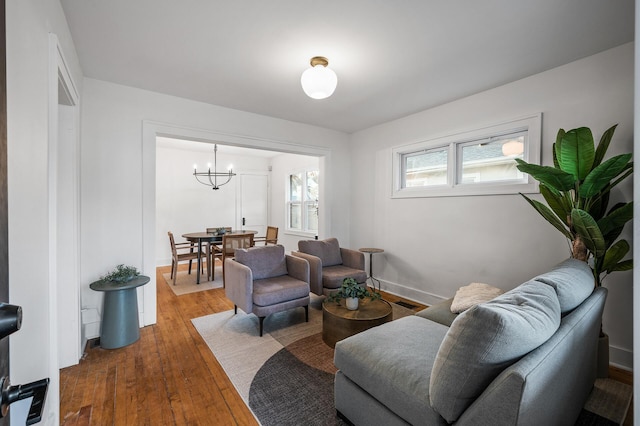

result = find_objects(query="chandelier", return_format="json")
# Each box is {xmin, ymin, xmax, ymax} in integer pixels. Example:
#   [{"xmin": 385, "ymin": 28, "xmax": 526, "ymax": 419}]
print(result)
[{"xmin": 193, "ymin": 144, "xmax": 236, "ymax": 190}]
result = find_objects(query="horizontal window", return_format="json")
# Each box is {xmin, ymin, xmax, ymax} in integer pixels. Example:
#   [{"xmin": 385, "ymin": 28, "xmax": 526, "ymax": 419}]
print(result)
[{"xmin": 392, "ymin": 114, "xmax": 541, "ymax": 198}]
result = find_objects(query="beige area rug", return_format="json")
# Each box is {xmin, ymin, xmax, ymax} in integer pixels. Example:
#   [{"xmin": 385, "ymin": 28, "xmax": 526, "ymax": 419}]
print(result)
[
  {"xmin": 162, "ymin": 265, "xmax": 223, "ymax": 296},
  {"xmin": 191, "ymin": 296, "xmax": 414, "ymax": 402}
]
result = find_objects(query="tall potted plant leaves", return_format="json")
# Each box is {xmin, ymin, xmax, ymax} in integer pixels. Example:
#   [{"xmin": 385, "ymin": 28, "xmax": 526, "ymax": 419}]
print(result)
[
  {"xmin": 515, "ymin": 125, "xmax": 633, "ymax": 286},
  {"xmin": 515, "ymin": 125, "xmax": 632, "ymax": 377}
]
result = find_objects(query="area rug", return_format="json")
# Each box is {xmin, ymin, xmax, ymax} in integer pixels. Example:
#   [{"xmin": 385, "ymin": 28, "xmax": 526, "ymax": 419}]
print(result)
[
  {"xmin": 161, "ymin": 265, "xmax": 223, "ymax": 296},
  {"xmin": 192, "ymin": 296, "xmax": 413, "ymax": 425},
  {"xmin": 192, "ymin": 300, "xmax": 632, "ymax": 425}
]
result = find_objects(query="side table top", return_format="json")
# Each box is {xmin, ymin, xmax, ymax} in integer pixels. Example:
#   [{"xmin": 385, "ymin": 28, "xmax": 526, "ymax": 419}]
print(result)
[
  {"xmin": 90, "ymin": 275, "xmax": 150, "ymax": 292},
  {"xmin": 323, "ymin": 298, "xmax": 391, "ymax": 321},
  {"xmin": 359, "ymin": 248, "xmax": 384, "ymax": 254}
]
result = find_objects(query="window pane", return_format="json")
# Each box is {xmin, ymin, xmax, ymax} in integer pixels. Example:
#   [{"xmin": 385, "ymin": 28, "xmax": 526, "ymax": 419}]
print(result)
[
  {"xmin": 289, "ymin": 173, "xmax": 303, "ymax": 201},
  {"xmin": 289, "ymin": 203, "xmax": 301, "ymax": 230},
  {"xmin": 403, "ymin": 149, "xmax": 448, "ymax": 187},
  {"xmin": 306, "ymin": 170, "xmax": 319, "ymax": 201},
  {"xmin": 459, "ymin": 135, "xmax": 525, "ymax": 184},
  {"xmin": 304, "ymin": 202, "xmax": 318, "ymax": 232}
]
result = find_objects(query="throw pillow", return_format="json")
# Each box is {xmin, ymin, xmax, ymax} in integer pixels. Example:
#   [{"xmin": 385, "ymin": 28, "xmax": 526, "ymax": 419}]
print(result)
[
  {"xmin": 429, "ymin": 280, "xmax": 561, "ymax": 423},
  {"xmin": 298, "ymin": 237, "xmax": 343, "ymax": 267},
  {"xmin": 534, "ymin": 258, "xmax": 595, "ymax": 314},
  {"xmin": 234, "ymin": 245, "xmax": 288, "ymax": 280},
  {"xmin": 450, "ymin": 282, "xmax": 504, "ymax": 313}
]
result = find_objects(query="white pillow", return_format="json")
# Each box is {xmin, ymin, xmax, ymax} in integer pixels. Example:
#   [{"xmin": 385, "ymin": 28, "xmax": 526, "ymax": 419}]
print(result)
[{"xmin": 450, "ymin": 282, "xmax": 503, "ymax": 313}]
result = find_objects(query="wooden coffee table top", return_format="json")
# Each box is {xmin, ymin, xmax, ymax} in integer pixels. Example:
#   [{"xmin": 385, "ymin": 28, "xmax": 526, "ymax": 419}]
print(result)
[
  {"xmin": 322, "ymin": 298, "xmax": 393, "ymax": 348},
  {"xmin": 322, "ymin": 297, "xmax": 391, "ymax": 320}
]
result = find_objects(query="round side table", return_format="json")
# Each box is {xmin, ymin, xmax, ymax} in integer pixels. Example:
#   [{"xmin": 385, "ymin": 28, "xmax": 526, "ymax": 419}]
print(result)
[
  {"xmin": 359, "ymin": 248, "xmax": 384, "ymax": 292},
  {"xmin": 90, "ymin": 275, "xmax": 150, "ymax": 349}
]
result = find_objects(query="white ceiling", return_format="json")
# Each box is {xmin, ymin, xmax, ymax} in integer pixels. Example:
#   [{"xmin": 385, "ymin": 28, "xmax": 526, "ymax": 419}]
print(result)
[{"xmin": 60, "ymin": 1, "xmax": 635, "ymax": 134}]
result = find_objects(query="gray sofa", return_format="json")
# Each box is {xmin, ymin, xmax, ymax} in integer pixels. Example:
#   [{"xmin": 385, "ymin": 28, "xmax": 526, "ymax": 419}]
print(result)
[{"xmin": 334, "ymin": 259, "xmax": 606, "ymax": 425}]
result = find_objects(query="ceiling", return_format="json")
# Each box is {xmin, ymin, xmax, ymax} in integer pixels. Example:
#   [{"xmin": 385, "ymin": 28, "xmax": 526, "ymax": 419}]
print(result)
[{"xmin": 60, "ymin": 1, "xmax": 635, "ymax": 134}]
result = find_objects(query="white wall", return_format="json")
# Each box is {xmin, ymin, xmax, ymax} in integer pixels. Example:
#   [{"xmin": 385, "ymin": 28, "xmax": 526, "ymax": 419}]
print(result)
[
  {"xmin": 156, "ymin": 144, "xmax": 270, "ymax": 265},
  {"xmin": 350, "ymin": 43, "xmax": 635, "ymax": 369},
  {"xmin": 6, "ymin": 0, "xmax": 83, "ymax": 424},
  {"xmin": 269, "ymin": 153, "xmax": 321, "ymax": 252},
  {"xmin": 81, "ymin": 78, "xmax": 350, "ymax": 328}
]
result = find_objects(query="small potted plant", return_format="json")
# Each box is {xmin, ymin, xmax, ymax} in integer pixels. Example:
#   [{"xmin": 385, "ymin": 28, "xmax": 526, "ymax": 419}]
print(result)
[
  {"xmin": 327, "ymin": 278, "xmax": 380, "ymax": 310},
  {"xmin": 100, "ymin": 264, "xmax": 140, "ymax": 285}
]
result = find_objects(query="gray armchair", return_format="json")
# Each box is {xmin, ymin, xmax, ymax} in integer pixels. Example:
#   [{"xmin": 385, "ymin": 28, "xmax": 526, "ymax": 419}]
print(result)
[
  {"xmin": 293, "ymin": 238, "xmax": 367, "ymax": 296},
  {"xmin": 225, "ymin": 244, "xmax": 310, "ymax": 336}
]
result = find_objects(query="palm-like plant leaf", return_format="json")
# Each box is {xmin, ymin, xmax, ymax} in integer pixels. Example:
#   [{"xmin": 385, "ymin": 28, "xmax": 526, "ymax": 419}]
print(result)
[
  {"xmin": 571, "ymin": 209, "xmax": 605, "ymax": 258},
  {"xmin": 520, "ymin": 194, "xmax": 572, "ymax": 239},
  {"xmin": 515, "ymin": 159, "xmax": 575, "ymax": 191},
  {"xmin": 593, "ymin": 124, "xmax": 617, "ymax": 168},
  {"xmin": 609, "ymin": 259, "xmax": 633, "ymax": 273},
  {"xmin": 602, "ymin": 240, "xmax": 630, "ymax": 273},
  {"xmin": 598, "ymin": 202, "xmax": 633, "ymax": 237},
  {"xmin": 580, "ymin": 154, "xmax": 632, "ymax": 198},
  {"xmin": 539, "ymin": 184, "xmax": 570, "ymax": 226},
  {"xmin": 559, "ymin": 128, "xmax": 595, "ymax": 180}
]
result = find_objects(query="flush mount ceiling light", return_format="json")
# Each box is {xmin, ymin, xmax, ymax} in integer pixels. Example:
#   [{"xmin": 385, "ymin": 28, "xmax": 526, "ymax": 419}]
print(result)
[{"xmin": 300, "ymin": 56, "xmax": 337, "ymax": 99}]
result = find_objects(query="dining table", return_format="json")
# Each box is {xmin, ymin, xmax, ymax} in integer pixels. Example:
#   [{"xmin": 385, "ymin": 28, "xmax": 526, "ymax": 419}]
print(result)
[{"xmin": 182, "ymin": 230, "xmax": 257, "ymax": 284}]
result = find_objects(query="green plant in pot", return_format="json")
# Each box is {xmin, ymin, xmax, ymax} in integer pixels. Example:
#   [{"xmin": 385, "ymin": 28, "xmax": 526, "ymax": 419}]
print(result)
[
  {"xmin": 515, "ymin": 125, "xmax": 632, "ymax": 377},
  {"xmin": 100, "ymin": 264, "xmax": 140, "ymax": 284},
  {"xmin": 327, "ymin": 278, "xmax": 380, "ymax": 310}
]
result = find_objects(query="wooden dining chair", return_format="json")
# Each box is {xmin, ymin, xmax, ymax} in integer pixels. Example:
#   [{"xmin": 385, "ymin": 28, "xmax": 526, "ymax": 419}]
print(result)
[
  {"xmin": 221, "ymin": 233, "xmax": 254, "ymax": 286},
  {"xmin": 167, "ymin": 232, "xmax": 204, "ymax": 285},
  {"xmin": 205, "ymin": 227, "xmax": 232, "ymax": 279},
  {"xmin": 253, "ymin": 226, "xmax": 278, "ymax": 246}
]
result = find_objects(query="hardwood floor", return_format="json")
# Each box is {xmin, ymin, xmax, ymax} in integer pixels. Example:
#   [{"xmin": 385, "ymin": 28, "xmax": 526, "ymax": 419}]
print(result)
[{"xmin": 60, "ymin": 264, "xmax": 633, "ymax": 425}]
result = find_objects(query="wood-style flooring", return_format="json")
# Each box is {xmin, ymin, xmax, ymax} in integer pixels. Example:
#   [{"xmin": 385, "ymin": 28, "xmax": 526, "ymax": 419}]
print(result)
[{"xmin": 60, "ymin": 263, "xmax": 633, "ymax": 425}]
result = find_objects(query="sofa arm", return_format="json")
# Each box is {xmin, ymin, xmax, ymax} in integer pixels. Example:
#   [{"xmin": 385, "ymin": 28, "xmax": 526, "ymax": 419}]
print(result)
[
  {"xmin": 292, "ymin": 251, "xmax": 322, "ymax": 296},
  {"xmin": 285, "ymin": 255, "xmax": 310, "ymax": 284},
  {"xmin": 224, "ymin": 259, "xmax": 254, "ymax": 314},
  {"xmin": 340, "ymin": 248, "xmax": 365, "ymax": 271}
]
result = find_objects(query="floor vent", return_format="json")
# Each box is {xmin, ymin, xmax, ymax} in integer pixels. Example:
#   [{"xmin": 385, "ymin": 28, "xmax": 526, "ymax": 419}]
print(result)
[{"xmin": 395, "ymin": 301, "xmax": 418, "ymax": 310}]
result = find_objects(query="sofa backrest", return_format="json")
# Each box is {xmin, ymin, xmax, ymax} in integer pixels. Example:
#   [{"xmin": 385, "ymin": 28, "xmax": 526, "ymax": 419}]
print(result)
[
  {"xmin": 429, "ymin": 280, "xmax": 561, "ymax": 423},
  {"xmin": 234, "ymin": 244, "xmax": 288, "ymax": 280},
  {"xmin": 298, "ymin": 238, "xmax": 343, "ymax": 267},
  {"xmin": 533, "ymin": 258, "xmax": 595, "ymax": 314}
]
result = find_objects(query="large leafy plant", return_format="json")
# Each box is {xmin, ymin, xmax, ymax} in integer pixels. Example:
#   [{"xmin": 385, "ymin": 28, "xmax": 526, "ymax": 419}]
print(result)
[{"xmin": 515, "ymin": 125, "xmax": 633, "ymax": 286}]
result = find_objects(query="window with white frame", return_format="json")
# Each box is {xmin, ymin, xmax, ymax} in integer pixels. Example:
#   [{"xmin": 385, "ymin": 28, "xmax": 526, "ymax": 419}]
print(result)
[
  {"xmin": 393, "ymin": 114, "xmax": 541, "ymax": 198},
  {"xmin": 287, "ymin": 169, "xmax": 319, "ymax": 234}
]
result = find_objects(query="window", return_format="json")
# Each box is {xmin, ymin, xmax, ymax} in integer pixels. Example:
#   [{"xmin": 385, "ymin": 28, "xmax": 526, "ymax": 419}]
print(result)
[
  {"xmin": 287, "ymin": 170, "xmax": 319, "ymax": 234},
  {"xmin": 393, "ymin": 114, "xmax": 541, "ymax": 198}
]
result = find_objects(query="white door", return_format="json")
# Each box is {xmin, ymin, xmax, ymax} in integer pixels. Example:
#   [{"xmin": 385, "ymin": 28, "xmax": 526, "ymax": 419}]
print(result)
[{"xmin": 239, "ymin": 173, "xmax": 268, "ymax": 237}]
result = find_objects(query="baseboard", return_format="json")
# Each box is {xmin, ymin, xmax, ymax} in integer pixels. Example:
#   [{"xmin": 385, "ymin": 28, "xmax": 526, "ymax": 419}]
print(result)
[
  {"xmin": 609, "ymin": 344, "xmax": 633, "ymax": 371},
  {"xmin": 378, "ymin": 278, "xmax": 448, "ymax": 307}
]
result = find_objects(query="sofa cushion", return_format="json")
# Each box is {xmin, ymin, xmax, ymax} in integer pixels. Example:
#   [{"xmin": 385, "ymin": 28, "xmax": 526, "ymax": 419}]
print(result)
[
  {"xmin": 234, "ymin": 245, "xmax": 288, "ymax": 280},
  {"xmin": 534, "ymin": 258, "xmax": 594, "ymax": 314},
  {"xmin": 335, "ymin": 316, "xmax": 450, "ymax": 426},
  {"xmin": 429, "ymin": 280, "xmax": 561, "ymax": 423},
  {"xmin": 298, "ymin": 238, "xmax": 343, "ymax": 267},
  {"xmin": 417, "ymin": 298, "xmax": 458, "ymax": 327}
]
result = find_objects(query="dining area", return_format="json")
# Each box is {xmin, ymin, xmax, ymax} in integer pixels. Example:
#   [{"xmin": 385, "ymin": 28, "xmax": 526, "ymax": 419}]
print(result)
[{"xmin": 168, "ymin": 226, "xmax": 279, "ymax": 286}]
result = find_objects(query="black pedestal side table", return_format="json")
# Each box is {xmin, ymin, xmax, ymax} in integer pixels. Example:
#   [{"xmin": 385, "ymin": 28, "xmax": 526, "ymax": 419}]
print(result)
[
  {"xmin": 359, "ymin": 248, "xmax": 384, "ymax": 292},
  {"xmin": 90, "ymin": 275, "xmax": 150, "ymax": 349}
]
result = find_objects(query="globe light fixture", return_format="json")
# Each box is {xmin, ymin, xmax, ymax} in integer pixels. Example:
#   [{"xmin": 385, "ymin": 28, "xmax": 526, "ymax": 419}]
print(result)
[{"xmin": 300, "ymin": 56, "xmax": 337, "ymax": 99}]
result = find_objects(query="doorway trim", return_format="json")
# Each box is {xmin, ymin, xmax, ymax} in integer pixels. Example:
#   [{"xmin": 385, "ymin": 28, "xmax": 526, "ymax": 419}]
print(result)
[
  {"xmin": 47, "ymin": 32, "xmax": 80, "ymax": 418},
  {"xmin": 141, "ymin": 121, "xmax": 332, "ymax": 326}
]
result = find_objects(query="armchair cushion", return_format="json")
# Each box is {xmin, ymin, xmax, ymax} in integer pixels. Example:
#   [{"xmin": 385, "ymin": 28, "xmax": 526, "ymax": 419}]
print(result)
[
  {"xmin": 429, "ymin": 280, "xmax": 561, "ymax": 423},
  {"xmin": 235, "ymin": 245, "xmax": 288, "ymax": 280},
  {"xmin": 323, "ymin": 265, "xmax": 368, "ymax": 290},
  {"xmin": 253, "ymin": 275, "xmax": 311, "ymax": 307},
  {"xmin": 298, "ymin": 238, "xmax": 343, "ymax": 267}
]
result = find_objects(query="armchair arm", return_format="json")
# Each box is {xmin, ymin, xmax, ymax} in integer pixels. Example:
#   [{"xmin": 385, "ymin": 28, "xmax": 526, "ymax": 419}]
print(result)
[
  {"xmin": 224, "ymin": 259, "xmax": 254, "ymax": 314},
  {"xmin": 285, "ymin": 255, "xmax": 310, "ymax": 284},
  {"xmin": 340, "ymin": 248, "xmax": 365, "ymax": 271},
  {"xmin": 292, "ymin": 251, "xmax": 322, "ymax": 296}
]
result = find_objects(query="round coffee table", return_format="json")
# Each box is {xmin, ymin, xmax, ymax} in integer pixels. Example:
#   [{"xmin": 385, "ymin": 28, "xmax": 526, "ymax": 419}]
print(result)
[{"xmin": 322, "ymin": 298, "xmax": 392, "ymax": 348}]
